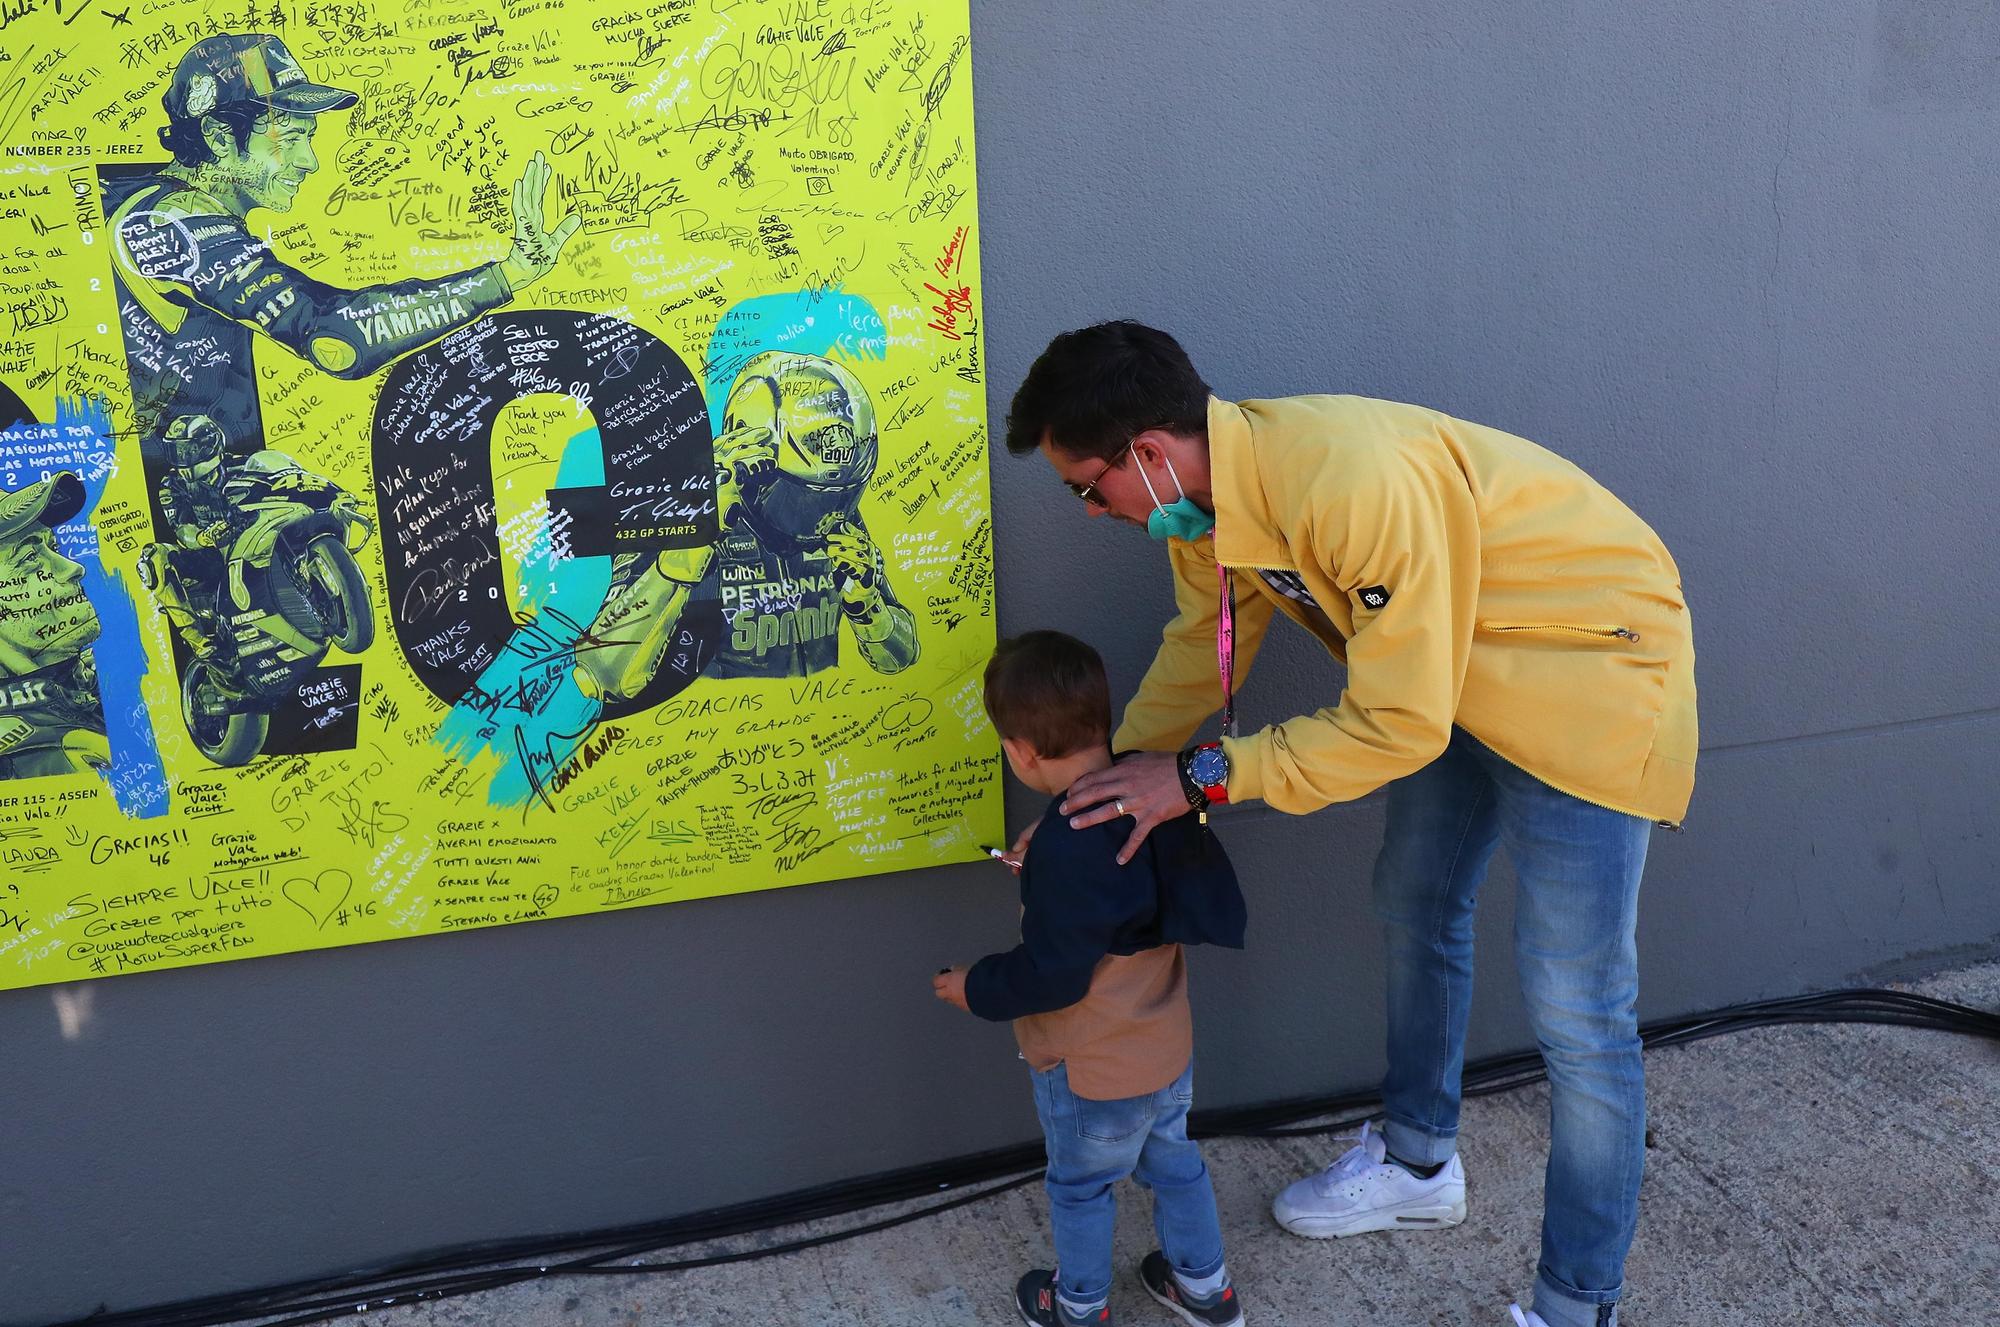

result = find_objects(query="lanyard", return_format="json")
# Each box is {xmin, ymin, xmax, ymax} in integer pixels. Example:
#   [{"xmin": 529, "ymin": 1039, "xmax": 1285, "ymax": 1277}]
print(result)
[{"xmin": 1216, "ymin": 564, "xmax": 1236, "ymax": 737}]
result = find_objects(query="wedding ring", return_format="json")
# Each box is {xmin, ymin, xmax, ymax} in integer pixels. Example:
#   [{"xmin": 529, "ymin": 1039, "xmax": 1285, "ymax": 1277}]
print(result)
[{"xmin": 1114, "ymin": 799, "xmax": 1127, "ymax": 816}]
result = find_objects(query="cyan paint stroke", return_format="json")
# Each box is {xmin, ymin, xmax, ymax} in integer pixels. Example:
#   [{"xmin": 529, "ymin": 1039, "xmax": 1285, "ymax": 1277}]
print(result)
[
  {"xmin": 0, "ymin": 397, "xmax": 170, "ymax": 817},
  {"xmin": 434, "ymin": 427, "xmax": 611, "ymax": 809},
  {"xmin": 438, "ymin": 289, "xmax": 888, "ymax": 809},
  {"xmin": 702, "ymin": 290, "xmax": 887, "ymax": 431}
]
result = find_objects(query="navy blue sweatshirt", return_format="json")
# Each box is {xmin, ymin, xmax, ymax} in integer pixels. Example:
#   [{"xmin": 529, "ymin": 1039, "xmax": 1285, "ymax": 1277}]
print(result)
[{"xmin": 964, "ymin": 796, "xmax": 1247, "ymax": 1022}]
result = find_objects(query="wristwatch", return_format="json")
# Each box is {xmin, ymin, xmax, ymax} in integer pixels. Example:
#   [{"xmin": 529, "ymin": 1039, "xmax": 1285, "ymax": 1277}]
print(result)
[{"xmin": 1178, "ymin": 742, "xmax": 1230, "ymax": 806}]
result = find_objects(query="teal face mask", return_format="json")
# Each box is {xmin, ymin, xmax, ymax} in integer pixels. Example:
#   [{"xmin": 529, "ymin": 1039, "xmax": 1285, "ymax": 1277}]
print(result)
[{"xmin": 1139, "ymin": 452, "xmax": 1216, "ymax": 542}]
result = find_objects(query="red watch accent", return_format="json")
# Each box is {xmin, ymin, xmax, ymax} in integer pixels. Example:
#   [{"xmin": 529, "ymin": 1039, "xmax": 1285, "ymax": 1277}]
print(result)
[{"xmin": 1185, "ymin": 741, "xmax": 1230, "ymax": 805}]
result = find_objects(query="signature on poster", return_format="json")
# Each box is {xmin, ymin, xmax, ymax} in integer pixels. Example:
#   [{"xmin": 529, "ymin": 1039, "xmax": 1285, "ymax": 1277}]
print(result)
[{"xmin": 0, "ymin": 0, "xmax": 1000, "ymax": 993}]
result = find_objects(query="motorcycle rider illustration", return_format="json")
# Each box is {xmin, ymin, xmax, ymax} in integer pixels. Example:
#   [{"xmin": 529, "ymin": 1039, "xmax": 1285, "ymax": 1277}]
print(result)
[
  {"xmin": 0, "ymin": 473, "xmax": 111, "ymax": 781},
  {"xmin": 139, "ymin": 414, "xmax": 375, "ymax": 766},
  {"xmin": 577, "ymin": 351, "xmax": 919, "ymax": 703},
  {"xmin": 97, "ymin": 31, "xmax": 581, "ymax": 760},
  {"xmin": 103, "ymin": 32, "xmax": 581, "ymax": 451},
  {"xmin": 147, "ymin": 415, "xmax": 240, "ymax": 661}
]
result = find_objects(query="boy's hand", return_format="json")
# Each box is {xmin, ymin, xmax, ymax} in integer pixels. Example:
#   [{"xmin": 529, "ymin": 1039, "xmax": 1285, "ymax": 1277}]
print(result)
[
  {"xmin": 932, "ymin": 965, "xmax": 970, "ymax": 1012},
  {"xmin": 1000, "ymin": 819, "xmax": 1037, "ymax": 874}
]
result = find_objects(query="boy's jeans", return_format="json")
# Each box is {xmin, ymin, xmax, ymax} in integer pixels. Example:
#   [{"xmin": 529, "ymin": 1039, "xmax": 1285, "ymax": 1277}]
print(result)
[
  {"xmin": 1373, "ymin": 727, "xmax": 1652, "ymax": 1327},
  {"xmin": 1031, "ymin": 1058, "xmax": 1225, "ymax": 1308}
]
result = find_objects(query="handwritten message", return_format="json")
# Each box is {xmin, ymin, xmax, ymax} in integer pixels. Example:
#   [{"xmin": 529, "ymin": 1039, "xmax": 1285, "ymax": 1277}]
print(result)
[{"xmin": 0, "ymin": 0, "xmax": 1000, "ymax": 993}]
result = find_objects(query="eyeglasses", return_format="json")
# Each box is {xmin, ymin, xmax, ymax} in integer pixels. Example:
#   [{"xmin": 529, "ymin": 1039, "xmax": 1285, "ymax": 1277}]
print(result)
[{"xmin": 1065, "ymin": 440, "xmax": 1135, "ymax": 509}]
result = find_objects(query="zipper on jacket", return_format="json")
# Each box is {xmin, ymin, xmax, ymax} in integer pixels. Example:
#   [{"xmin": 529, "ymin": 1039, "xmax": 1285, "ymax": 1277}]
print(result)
[
  {"xmin": 1477, "ymin": 623, "xmax": 1681, "ymax": 827},
  {"xmin": 1481, "ymin": 621, "xmax": 1641, "ymax": 643}
]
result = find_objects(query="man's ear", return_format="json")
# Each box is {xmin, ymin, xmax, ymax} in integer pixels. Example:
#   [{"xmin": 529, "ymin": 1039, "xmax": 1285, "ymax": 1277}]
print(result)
[
  {"xmin": 1130, "ymin": 428, "xmax": 1177, "ymax": 467},
  {"xmin": 1135, "ymin": 427, "xmax": 1209, "ymax": 467}
]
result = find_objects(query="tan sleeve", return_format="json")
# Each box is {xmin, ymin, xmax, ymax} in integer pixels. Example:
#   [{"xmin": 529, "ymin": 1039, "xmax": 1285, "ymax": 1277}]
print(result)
[
  {"xmin": 1221, "ymin": 444, "xmax": 1478, "ymax": 811},
  {"xmin": 1113, "ymin": 536, "xmax": 1277, "ymax": 754}
]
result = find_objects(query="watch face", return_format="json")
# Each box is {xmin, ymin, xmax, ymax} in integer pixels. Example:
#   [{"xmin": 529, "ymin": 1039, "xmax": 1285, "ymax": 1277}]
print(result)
[{"xmin": 1188, "ymin": 746, "xmax": 1228, "ymax": 786}]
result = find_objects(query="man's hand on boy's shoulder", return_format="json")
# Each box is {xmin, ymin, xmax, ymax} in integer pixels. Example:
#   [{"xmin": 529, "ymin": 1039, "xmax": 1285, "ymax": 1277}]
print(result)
[
  {"xmin": 1060, "ymin": 750, "xmax": 1193, "ymax": 866},
  {"xmin": 932, "ymin": 965, "xmax": 971, "ymax": 1012}
]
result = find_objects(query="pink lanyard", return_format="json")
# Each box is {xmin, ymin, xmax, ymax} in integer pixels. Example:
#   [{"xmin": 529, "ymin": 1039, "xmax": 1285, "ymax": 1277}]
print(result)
[{"xmin": 1217, "ymin": 564, "xmax": 1237, "ymax": 737}]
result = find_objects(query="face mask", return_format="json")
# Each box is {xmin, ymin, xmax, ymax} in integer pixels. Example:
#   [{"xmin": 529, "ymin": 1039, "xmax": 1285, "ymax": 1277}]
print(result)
[{"xmin": 1137, "ymin": 452, "xmax": 1216, "ymax": 542}]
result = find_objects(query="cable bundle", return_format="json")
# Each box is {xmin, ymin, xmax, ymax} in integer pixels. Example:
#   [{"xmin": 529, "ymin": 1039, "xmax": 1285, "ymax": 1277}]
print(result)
[{"xmin": 53, "ymin": 987, "xmax": 1999, "ymax": 1327}]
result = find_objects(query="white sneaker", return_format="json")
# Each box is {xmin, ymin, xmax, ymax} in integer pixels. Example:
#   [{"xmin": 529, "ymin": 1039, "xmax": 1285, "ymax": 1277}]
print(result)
[
  {"xmin": 1508, "ymin": 1307, "xmax": 1551, "ymax": 1327},
  {"xmin": 1270, "ymin": 1120, "xmax": 1468, "ymax": 1239}
]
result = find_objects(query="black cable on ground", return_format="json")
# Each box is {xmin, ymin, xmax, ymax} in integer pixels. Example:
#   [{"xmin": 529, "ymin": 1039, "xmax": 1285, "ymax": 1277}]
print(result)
[{"xmin": 59, "ymin": 987, "xmax": 2000, "ymax": 1327}]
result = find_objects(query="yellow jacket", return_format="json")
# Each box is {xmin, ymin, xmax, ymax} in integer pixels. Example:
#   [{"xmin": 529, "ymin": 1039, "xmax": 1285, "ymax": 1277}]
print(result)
[{"xmin": 1112, "ymin": 395, "xmax": 1698, "ymax": 826}]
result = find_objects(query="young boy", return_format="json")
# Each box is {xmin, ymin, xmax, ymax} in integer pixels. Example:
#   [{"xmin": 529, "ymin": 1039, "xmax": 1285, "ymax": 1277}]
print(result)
[{"xmin": 933, "ymin": 631, "xmax": 1249, "ymax": 1327}]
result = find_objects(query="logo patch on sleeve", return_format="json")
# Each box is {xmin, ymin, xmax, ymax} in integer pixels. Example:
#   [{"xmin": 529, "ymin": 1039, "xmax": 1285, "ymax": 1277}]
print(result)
[{"xmin": 1357, "ymin": 585, "xmax": 1391, "ymax": 610}]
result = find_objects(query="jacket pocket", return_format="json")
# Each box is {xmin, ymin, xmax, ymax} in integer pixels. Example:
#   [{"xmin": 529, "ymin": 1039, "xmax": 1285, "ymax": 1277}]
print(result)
[{"xmin": 1479, "ymin": 620, "xmax": 1643, "ymax": 643}]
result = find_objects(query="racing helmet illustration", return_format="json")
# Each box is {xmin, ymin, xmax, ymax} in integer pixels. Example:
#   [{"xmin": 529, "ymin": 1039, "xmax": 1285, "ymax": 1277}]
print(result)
[
  {"xmin": 720, "ymin": 351, "xmax": 878, "ymax": 552},
  {"xmin": 161, "ymin": 414, "xmax": 229, "ymax": 472}
]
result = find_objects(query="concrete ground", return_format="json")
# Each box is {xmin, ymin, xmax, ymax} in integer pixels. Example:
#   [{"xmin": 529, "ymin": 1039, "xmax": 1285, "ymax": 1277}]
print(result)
[{"xmin": 333, "ymin": 962, "xmax": 1999, "ymax": 1327}]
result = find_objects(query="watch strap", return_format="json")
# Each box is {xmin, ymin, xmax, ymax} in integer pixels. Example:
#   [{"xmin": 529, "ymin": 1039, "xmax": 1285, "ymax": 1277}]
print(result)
[{"xmin": 1175, "ymin": 747, "xmax": 1207, "ymax": 809}]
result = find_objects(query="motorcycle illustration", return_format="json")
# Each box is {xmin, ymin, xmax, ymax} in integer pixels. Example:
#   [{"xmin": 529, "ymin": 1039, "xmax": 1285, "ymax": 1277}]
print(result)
[{"xmin": 140, "ymin": 450, "xmax": 375, "ymax": 767}]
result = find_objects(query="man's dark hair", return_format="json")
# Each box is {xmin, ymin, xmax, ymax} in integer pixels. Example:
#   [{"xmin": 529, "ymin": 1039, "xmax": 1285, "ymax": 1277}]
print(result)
[
  {"xmin": 983, "ymin": 630, "xmax": 1111, "ymax": 759},
  {"xmin": 1004, "ymin": 320, "xmax": 1212, "ymax": 461},
  {"xmin": 158, "ymin": 103, "xmax": 268, "ymax": 167}
]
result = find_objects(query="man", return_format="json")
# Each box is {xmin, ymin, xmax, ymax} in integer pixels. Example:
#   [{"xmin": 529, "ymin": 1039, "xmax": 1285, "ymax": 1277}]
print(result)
[
  {"xmin": 577, "ymin": 351, "xmax": 918, "ymax": 701},
  {"xmin": 0, "ymin": 473, "xmax": 110, "ymax": 780},
  {"xmin": 1005, "ymin": 322, "xmax": 1696, "ymax": 1327},
  {"xmin": 103, "ymin": 32, "xmax": 581, "ymax": 451}
]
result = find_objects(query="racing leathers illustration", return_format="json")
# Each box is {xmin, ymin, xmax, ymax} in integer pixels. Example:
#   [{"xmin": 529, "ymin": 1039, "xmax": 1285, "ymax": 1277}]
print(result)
[
  {"xmin": 0, "ymin": 473, "xmax": 110, "ymax": 780},
  {"xmin": 576, "ymin": 352, "xmax": 919, "ymax": 702},
  {"xmin": 145, "ymin": 414, "xmax": 246, "ymax": 661},
  {"xmin": 103, "ymin": 32, "xmax": 580, "ymax": 450}
]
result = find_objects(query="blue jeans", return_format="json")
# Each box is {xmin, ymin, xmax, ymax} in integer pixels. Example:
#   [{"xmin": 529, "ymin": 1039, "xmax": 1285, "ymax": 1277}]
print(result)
[
  {"xmin": 1373, "ymin": 728, "xmax": 1651, "ymax": 1327},
  {"xmin": 1031, "ymin": 1058, "xmax": 1225, "ymax": 1307}
]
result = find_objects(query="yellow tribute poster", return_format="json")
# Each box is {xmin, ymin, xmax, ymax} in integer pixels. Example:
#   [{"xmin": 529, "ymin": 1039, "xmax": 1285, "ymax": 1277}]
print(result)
[{"xmin": 0, "ymin": 0, "xmax": 1000, "ymax": 991}]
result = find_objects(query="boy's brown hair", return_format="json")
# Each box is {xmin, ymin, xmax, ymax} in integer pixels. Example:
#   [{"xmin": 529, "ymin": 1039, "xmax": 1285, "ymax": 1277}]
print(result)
[{"xmin": 983, "ymin": 631, "xmax": 1111, "ymax": 758}]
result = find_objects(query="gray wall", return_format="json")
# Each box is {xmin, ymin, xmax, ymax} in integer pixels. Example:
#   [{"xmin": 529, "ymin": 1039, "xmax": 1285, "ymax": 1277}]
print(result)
[{"xmin": 9, "ymin": 2, "xmax": 2000, "ymax": 1319}]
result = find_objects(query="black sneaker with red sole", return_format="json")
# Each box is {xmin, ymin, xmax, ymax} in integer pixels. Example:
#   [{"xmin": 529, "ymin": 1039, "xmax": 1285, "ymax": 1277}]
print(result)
[
  {"xmin": 1137, "ymin": 1251, "xmax": 1244, "ymax": 1327},
  {"xmin": 1016, "ymin": 1268, "xmax": 1112, "ymax": 1326}
]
